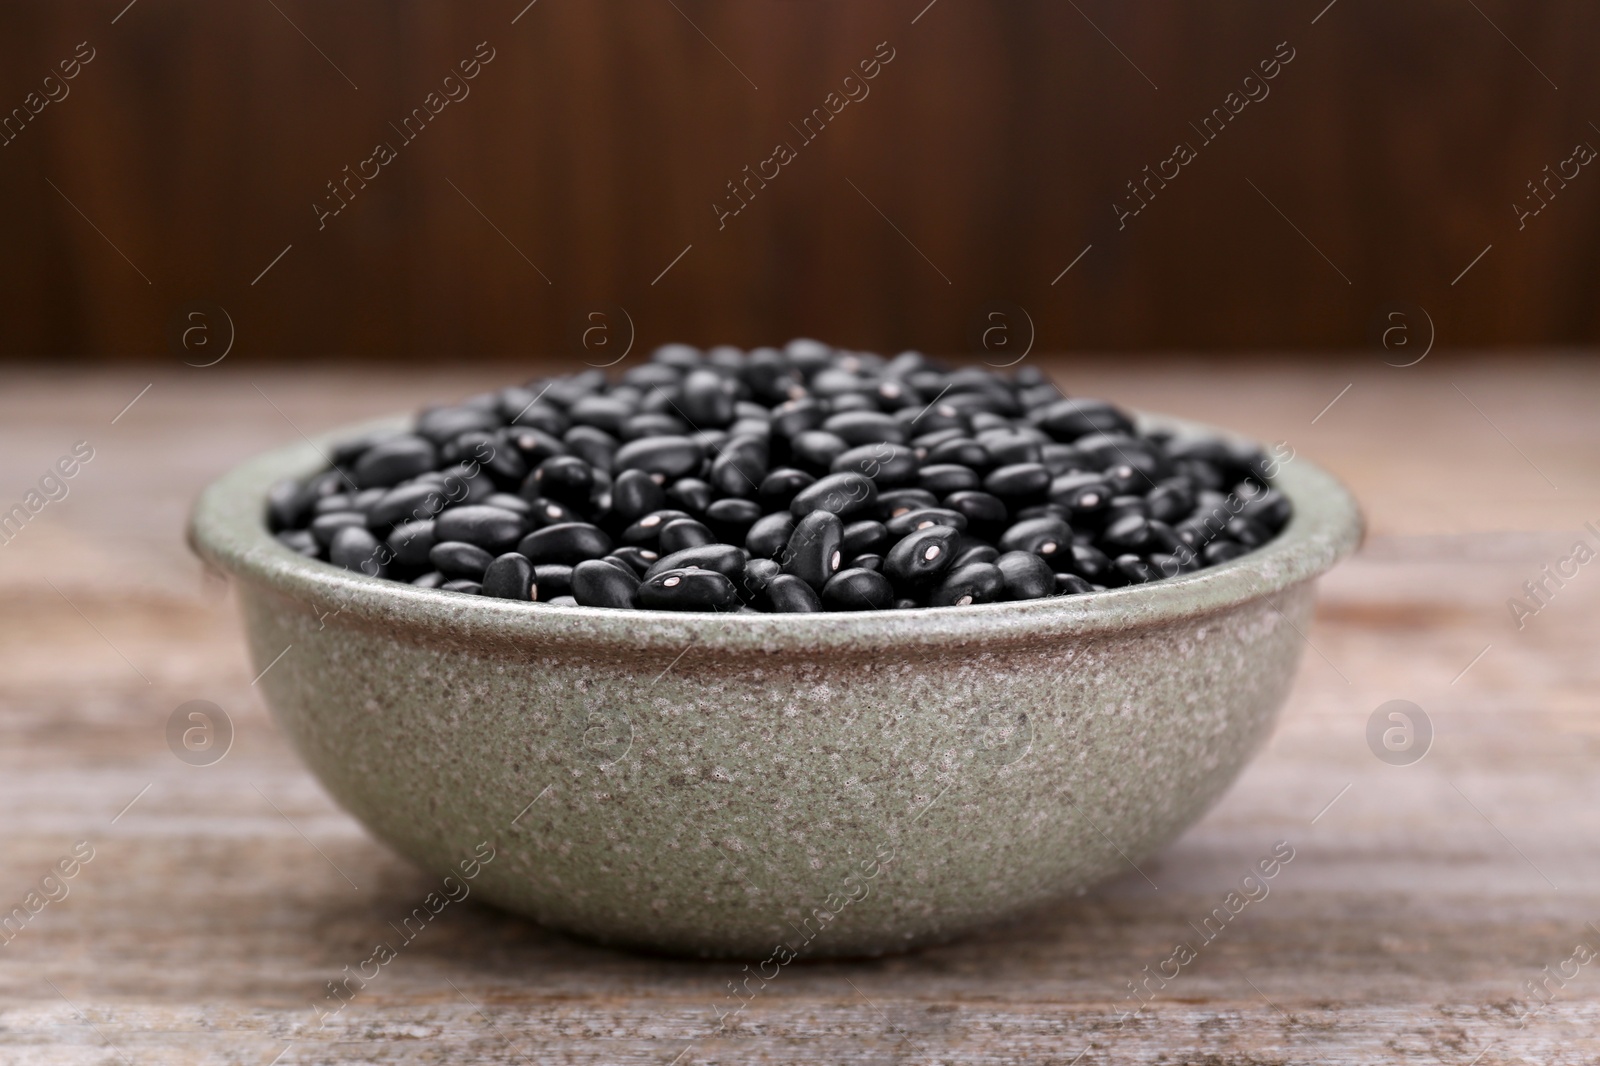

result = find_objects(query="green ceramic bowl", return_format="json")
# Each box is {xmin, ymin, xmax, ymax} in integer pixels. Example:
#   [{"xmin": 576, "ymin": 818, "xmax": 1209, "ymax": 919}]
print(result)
[{"xmin": 189, "ymin": 412, "xmax": 1361, "ymax": 959}]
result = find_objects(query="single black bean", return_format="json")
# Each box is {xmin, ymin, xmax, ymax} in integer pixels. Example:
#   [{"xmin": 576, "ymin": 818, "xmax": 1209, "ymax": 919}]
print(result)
[
  {"xmin": 527, "ymin": 455, "xmax": 594, "ymax": 505},
  {"xmin": 928, "ymin": 562, "xmax": 1006, "ymax": 607},
  {"xmin": 1031, "ymin": 397, "xmax": 1136, "ymax": 441},
  {"xmin": 658, "ymin": 518, "xmax": 716, "ymax": 554},
  {"xmin": 276, "ymin": 529, "xmax": 319, "ymax": 556},
  {"xmin": 740, "ymin": 557, "xmax": 782, "ymax": 599},
  {"xmin": 745, "ymin": 511, "xmax": 797, "ymax": 558},
  {"xmin": 841, "ymin": 520, "xmax": 889, "ymax": 558},
  {"xmin": 822, "ymin": 409, "xmax": 905, "ymax": 446},
  {"xmin": 613, "ymin": 435, "xmax": 704, "ymax": 480},
  {"xmin": 851, "ymin": 553, "xmax": 883, "ymax": 572},
  {"xmin": 1226, "ymin": 515, "xmax": 1271, "ymax": 548},
  {"xmin": 666, "ymin": 478, "xmax": 714, "ymax": 515},
  {"xmin": 572, "ymin": 558, "xmax": 640, "ymax": 608},
  {"xmin": 998, "ymin": 516, "xmax": 1072, "ymax": 562},
  {"xmin": 645, "ymin": 543, "xmax": 747, "ymax": 582},
  {"xmin": 996, "ymin": 551, "xmax": 1055, "ymax": 600},
  {"xmin": 765, "ymin": 573, "xmax": 823, "ymax": 612},
  {"xmin": 1099, "ymin": 514, "xmax": 1154, "ymax": 553},
  {"xmin": 606, "ymin": 545, "xmax": 661, "ymax": 574},
  {"xmin": 1203, "ymin": 539, "xmax": 1250, "ymax": 565},
  {"xmin": 311, "ymin": 511, "xmax": 369, "ymax": 549},
  {"xmin": 942, "ymin": 490, "xmax": 1008, "ymax": 532},
  {"xmin": 482, "ymin": 553, "xmax": 536, "ymax": 600},
  {"xmin": 430, "ymin": 540, "xmax": 494, "ymax": 579},
  {"xmin": 637, "ymin": 567, "xmax": 740, "ymax": 611},
  {"xmin": 918, "ymin": 463, "xmax": 981, "ymax": 495},
  {"xmin": 416, "ymin": 406, "xmax": 500, "ymax": 446},
  {"xmin": 432, "ymin": 505, "xmax": 525, "ymax": 554},
  {"xmin": 1055, "ymin": 573, "xmax": 1095, "ymax": 595},
  {"xmin": 412, "ymin": 570, "xmax": 446, "ymax": 588},
  {"xmin": 705, "ymin": 497, "xmax": 763, "ymax": 541},
  {"xmin": 620, "ymin": 509, "xmax": 694, "ymax": 545},
  {"xmin": 681, "ymin": 368, "xmax": 738, "ymax": 428},
  {"xmin": 612, "ymin": 468, "xmax": 667, "ymax": 521},
  {"xmin": 1112, "ymin": 554, "xmax": 1157, "ymax": 584},
  {"xmin": 385, "ymin": 519, "xmax": 436, "ymax": 568},
  {"xmin": 757, "ymin": 468, "xmax": 815, "ymax": 512},
  {"xmin": 354, "ymin": 435, "xmax": 438, "ymax": 489},
  {"xmin": 769, "ymin": 397, "xmax": 827, "ymax": 439},
  {"xmin": 517, "ymin": 522, "xmax": 612, "ymax": 565},
  {"xmin": 978, "ymin": 429, "xmax": 1044, "ymax": 467},
  {"xmin": 952, "ymin": 543, "xmax": 999, "ymax": 568},
  {"xmin": 790, "ymin": 430, "xmax": 849, "ymax": 472},
  {"xmin": 831, "ymin": 442, "xmax": 919, "ymax": 487},
  {"xmin": 564, "ymin": 424, "xmax": 618, "ymax": 472},
  {"xmin": 886, "ymin": 507, "xmax": 968, "ymax": 538},
  {"xmin": 709, "ymin": 436, "xmax": 768, "ymax": 497},
  {"xmin": 925, "ymin": 436, "xmax": 990, "ymax": 469},
  {"xmin": 789, "ymin": 472, "xmax": 878, "ymax": 520},
  {"xmin": 876, "ymin": 488, "xmax": 940, "ymax": 519},
  {"xmin": 440, "ymin": 579, "xmax": 483, "ymax": 594},
  {"xmin": 822, "ymin": 568, "xmax": 896, "ymax": 611},
  {"xmin": 983, "ymin": 462, "xmax": 1051, "ymax": 501},
  {"xmin": 1103, "ymin": 463, "xmax": 1147, "ymax": 496},
  {"xmin": 781, "ymin": 510, "xmax": 844, "ymax": 589},
  {"xmin": 330, "ymin": 526, "xmax": 384, "ymax": 575},
  {"xmin": 883, "ymin": 525, "xmax": 961, "ymax": 588}
]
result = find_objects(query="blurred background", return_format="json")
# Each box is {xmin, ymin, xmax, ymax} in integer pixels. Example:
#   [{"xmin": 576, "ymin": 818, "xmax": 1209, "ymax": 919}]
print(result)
[{"xmin": 2, "ymin": 0, "xmax": 1598, "ymax": 360}]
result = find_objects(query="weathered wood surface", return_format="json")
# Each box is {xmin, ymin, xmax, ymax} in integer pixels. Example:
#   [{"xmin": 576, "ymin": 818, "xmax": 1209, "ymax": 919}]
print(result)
[{"xmin": 0, "ymin": 357, "xmax": 1597, "ymax": 1064}]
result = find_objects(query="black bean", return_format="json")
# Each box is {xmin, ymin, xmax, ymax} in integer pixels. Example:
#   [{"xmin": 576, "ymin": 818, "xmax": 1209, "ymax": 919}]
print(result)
[
  {"xmin": 1031, "ymin": 398, "xmax": 1135, "ymax": 441},
  {"xmin": 1226, "ymin": 514, "xmax": 1271, "ymax": 548},
  {"xmin": 823, "ymin": 410, "xmax": 905, "ymax": 446},
  {"xmin": 757, "ymin": 467, "xmax": 815, "ymax": 511},
  {"xmin": 883, "ymin": 525, "xmax": 960, "ymax": 588},
  {"xmin": 330, "ymin": 526, "xmax": 384, "ymax": 575},
  {"xmin": 745, "ymin": 511, "xmax": 797, "ymax": 558},
  {"xmin": 568, "ymin": 395, "xmax": 633, "ymax": 436},
  {"xmin": 681, "ymin": 368, "xmax": 738, "ymax": 428},
  {"xmin": 769, "ymin": 397, "xmax": 827, "ymax": 439},
  {"xmin": 998, "ymin": 516, "xmax": 1072, "ymax": 562},
  {"xmin": 705, "ymin": 496, "xmax": 763, "ymax": 541},
  {"xmin": 983, "ymin": 462, "xmax": 1051, "ymax": 502},
  {"xmin": 666, "ymin": 478, "xmax": 715, "ymax": 515},
  {"xmin": 1203, "ymin": 539, "xmax": 1250, "ymax": 566},
  {"xmin": 766, "ymin": 573, "xmax": 824, "ymax": 612},
  {"xmin": 564, "ymin": 425, "xmax": 618, "ymax": 472},
  {"xmin": 928, "ymin": 562, "xmax": 1006, "ymax": 607},
  {"xmin": 942, "ymin": 490, "xmax": 1008, "ymax": 532},
  {"xmin": 886, "ymin": 507, "xmax": 968, "ymax": 538},
  {"xmin": 620, "ymin": 509, "xmax": 694, "ymax": 545},
  {"xmin": 572, "ymin": 558, "xmax": 640, "ymax": 608},
  {"xmin": 918, "ymin": 463, "xmax": 981, "ymax": 495},
  {"xmin": 1048, "ymin": 473, "xmax": 1112, "ymax": 521},
  {"xmin": 789, "ymin": 472, "xmax": 878, "ymax": 520},
  {"xmin": 613, "ymin": 435, "xmax": 704, "ymax": 480},
  {"xmin": 385, "ymin": 519, "xmax": 436, "ymax": 568},
  {"xmin": 658, "ymin": 518, "xmax": 716, "ymax": 554},
  {"xmin": 841, "ymin": 520, "xmax": 890, "ymax": 558},
  {"xmin": 1103, "ymin": 463, "xmax": 1146, "ymax": 496},
  {"xmin": 1055, "ymin": 573, "xmax": 1095, "ymax": 595},
  {"xmin": 996, "ymin": 551, "xmax": 1055, "ymax": 600},
  {"xmin": 612, "ymin": 468, "xmax": 667, "ymax": 521},
  {"xmin": 978, "ymin": 430, "xmax": 1044, "ymax": 467},
  {"xmin": 709, "ymin": 436, "xmax": 768, "ymax": 497},
  {"xmin": 876, "ymin": 488, "xmax": 940, "ymax": 519},
  {"xmin": 637, "ymin": 567, "xmax": 740, "ymax": 611},
  {"xmin": 1100, "ymin": 514, "xmax": 1154, "ymax": 553},
  {"xmin": 482, "ymin": 553, "xmax": 536, "ymax": 600},
  {"xmin": 517, "ymin": 522, "xmax": 612, "ymax": 565},
  {"xmin": 432, "ymin": 505, "xmax": 525, "ymax": 554},
  {"xmin": 440, "ymin": 579, "xmax": 483, "ymax": 595},
  {"xmin": 527, "ymin": 455, "xmax": 594, "ymax": 506},
  {"xmin": 822, "ymin": 568, "xmax": 896, "ymax": 611},
  {"xmin": 508, "ymin": 427, "xmax": 567, "ymax": 467},
  {"xmin": 740, "ymin": 557, "xmax": 782, "ymax": 600},
  {"xmin": 412, "ymin": 570, "xmax": 446, "ymax": 588},
  {"xmin": 1063, "ymin": 542, "xmax": 1113, "ymax": 580},
  {"xmin": 354, "ymin": 435, "xmax": 438, "ymax": 489},
  {"xmin": 1112, "ymin": 554, "xmax": 1157, "ymax": 584},
  {"xmin": 483, "ymin": 491, "xmax": 532, "ymax": 516},
  {"xmin": 781, "ymin": 510, "xmax": 844, "ymax": 589},
  {"xmin": 606, "ymin": 545, "xmax": 661, "ymax": 574},
  {"xmin": 430, "ymin": 540, "xmax": 494, "ymax": 579},
  {"xmin": 925, "ymin": 436, "xmax": 990, "ymax": 469},
  {"xmin": 645, "ymin": 543, "xmax": 747, "ymax": 582},
  {"xmin": 310, "ymin": 511, "xmax": 369, "ymax": 549},
  {"xmin": 790, "ymin": 430, "xmax": 849, "ymax": 472},
  {"xmin": 276, "ymin": 529, "xmax": 319, "ymax": 556},
  {"xmin": 952, "ymin": 543, "xmax": 999, "ymax": 568},
  {"xmin": 417, "ymin": 407, "xmax": 500, "ymax": 446}
]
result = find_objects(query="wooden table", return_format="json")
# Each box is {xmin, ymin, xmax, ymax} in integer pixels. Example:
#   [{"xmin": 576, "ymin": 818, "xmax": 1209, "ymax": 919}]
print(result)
[{"xmin": 1, "ymin": 356, "xmax": 1596, "ymax": 1064}]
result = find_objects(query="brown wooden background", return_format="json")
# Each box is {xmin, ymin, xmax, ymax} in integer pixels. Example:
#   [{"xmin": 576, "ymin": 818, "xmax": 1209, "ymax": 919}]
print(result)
[{"xmin": 2, "ymin": 0, "xmax": 1598, "ymax": 361}]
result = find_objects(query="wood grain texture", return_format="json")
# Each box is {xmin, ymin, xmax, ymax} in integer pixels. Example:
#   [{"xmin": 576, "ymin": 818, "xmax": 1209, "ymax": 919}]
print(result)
[
  {"xmin": 0, "ymin": 358, "xmax": 1596, "ymax": 1063},
  {"xmin": 3, "ymin": 2, "xmax": 1600, "ymax": 358}
]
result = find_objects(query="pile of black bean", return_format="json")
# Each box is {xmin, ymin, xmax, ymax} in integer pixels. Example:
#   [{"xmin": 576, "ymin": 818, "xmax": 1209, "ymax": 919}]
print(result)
[{"xmin": 266, "ymin": 340, "xmax": 1291, "ymax": 612}]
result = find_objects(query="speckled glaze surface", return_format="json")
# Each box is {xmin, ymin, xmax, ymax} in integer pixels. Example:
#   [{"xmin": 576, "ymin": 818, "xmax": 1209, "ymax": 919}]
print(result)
[{"xmin": 189, "ymin": 412, "xmax": 1362, "ymax": 959}]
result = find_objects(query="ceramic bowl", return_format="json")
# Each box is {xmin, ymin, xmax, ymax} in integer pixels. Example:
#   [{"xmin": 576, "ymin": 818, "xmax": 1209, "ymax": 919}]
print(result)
[{"xmin": 188, "ymin": 412, "xmax": 1361, "ymax": 958}]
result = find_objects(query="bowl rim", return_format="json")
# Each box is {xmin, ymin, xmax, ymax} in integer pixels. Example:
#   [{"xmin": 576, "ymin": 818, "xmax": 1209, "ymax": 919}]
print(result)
[{"xmin": 188, "ymin": 410, "xmax": 1363, "ymax": 655}]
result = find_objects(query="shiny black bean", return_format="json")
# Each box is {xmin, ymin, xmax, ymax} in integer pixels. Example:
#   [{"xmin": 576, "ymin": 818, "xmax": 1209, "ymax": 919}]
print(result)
[
  {"xmin": 613, "ymin": 435, "xmax": 704, "ymax": 480},
  {"xmin": 781, "ymin": 510, "xmax": 844, "ymax": 589},
  {"xmin": 978, "ymin": 430, "xmax": 1044, "ymax": 467},
  {"xmin": 1203, "ymin": 539, "xmax": 1250, "ymax": 566},
  {"xmin": 745, "ymin": 511, "xmax": 797, "ymax": 558},
  {"xmin": 658, "ymin": 518, "xmax": 716, "ymax": 554},
  {"xmin": 928, "ymin": 562, "xmax": 1006, "ymax": 607},
  {"xmin": 564, "ymin": 425, "xmax": 618, "ymax": 472},
  {"xmin": 918, "ymin": 463, "xmax": 981, "ymax": 495},
  {"xmin": 830, "ymin": 441, "xmax": 919, "ymax": 488},
  {"xmin": 766, "ymin": 573, "xmax": 823, "ymax": 612},
  {"xmin": 637, "ymin": 567, "xmax": 740, "ymax": 611},
  {"xmin": 412, "ymin": 570, "xmax": 446, "ymax": 588},
  {"xmin": 612, "ymin": 468, "xmax": 667, "ymax": 521},
  {"xmin": 841, "ymin": 520, "xmax": 889, "ymax": 558},
  {"xmin": 572, "ymin": 558, "xmax": 640, "ymax": 608},
  {"xmin": 710, "ymin": 437, "xmax": 768, "ymax": 497},
  {"xmin": 482, "ymin": 553, "xmax": 536, "ymax": 600},
  {"xmin": 822, "ymin": 568, "xmax": 896, "ymax": 611},
  {"xmin": 983, "ymin": 462, "xmax": 1051, "ymax": 501},
  {"xmin": 1103, "ymin": 463, "xmax": 1146, "ymax": 496},
  {"xmin": 996, "ymin": 551, "xmax": 1054, "ymax": 600},
  {"xmin": 527, "ymin": 455, "xmax": 594, "ymax": 505},
  {"xmin": 620, "ymin": 509, "xmax": 694, "ymax": 545},
  {"xmin": 525, "ymin": 497, "xmax": 581, "ymax": 528},
  {"xmin": 875, "ymin": 488, "xmax": 939, "ymax": 519},
  {"xmin": 740, "ymin": 557, "xmax": 782, "ymax": 599},
  {"xmin": 852, "ymin": 553, "xmax": 883, "ymax": 572},
  {"xmin": 822, "ymin": 410, "xmax": 905, "ymax": 446},
  {"xmin": 330, "ymin": 526, "xmax": 384, "ymax": 575},
  {"xmin": 606, "ymin": 545, "xmax": 661, "ymax": 574},
  {"xmin": 432, "ymin": 505, "xmax": 525, "ymax": 554},
  {"xmin": 1048, "ymin": 473, "xmax": 1112, "ymax": 520},
  {"xmin": 942, "ymin": 491, "xmax": 1008, "ymax": 532},
  {"xmin": 1112, "ymin": 554, "xmax": 1157, "ymax": 584},
  {"xmin": 1100, "ymin": 514, "xmax": 1154, "ymax": 553},
  {"xmin": 1055, "ymin": 572, "xmax": 1095, "ymax": 595},
  {"xmin": 484, "ymin": 491, "xmax": 532, "ymax": 516},
  {"xmin": 998, "ymin": 516, "xmax": 1072, "ymax": 562},
  {"xmin": 385, "ymin": 519, "xmax": 436, "ymax": 569},
  {"xmin": 354, "ymin": 435, "xmax": 438, "ymax": 489},
  {"xmin": 430, "ymin": 540, "xmax": 494, "ymax": 579},
  {"xmin": 952, "ymin": 543, "xmax": 999, "ymax": 568},
  {"xmin": 1226, "ymin": 514, "xmax": 1271, "ymax": 548},
  {"xmin": 1063, "ymin": 542, "xmax": 1112, "ymax": 580},
  {"xmin": 788, "ymin": 472, "xmax": 878, "ymax": 520},
  {"xmin": 417, "ymin": 406, "xmax": 500, "ymax": 446},
  {"xmin": 886, "ymin": 507, "xmax": 967, "ymax": 538},
  {"xmin": 924, "ymin": 436, "xmax": 990, "ymax": 470},
  {"xmin": 1031, "ymin": 397, "xmax": 1136, "ymax": 441},
  {"xmin": 666, "ymin": 478, "xmax": 714, "ymax": 515},
  {"xmin": 276, "ymin": 529, "xmax": 319, "ymax": 556},
  {"xmin": 883, "ymin": 525, "xmax": 960, "ymax": 588},
  {"xmin": 440, "ymin": 579, "xmax": 482, "ymax": 595},
  {"xmin": 705, "ymin": 497, "xmax": 763, "ymax": 541},
  {"xmin": 517, "ymin": 522, "xmax": 612, "ymax": 565},
  {"xmin": 790, "ymin": 430, "xmax": 849, "ymax": 472},
  {"xmin": 681, "ymin": 368, "xmax": 738, "ymax": 428},
  {"xmin": 526, "ymin": 564, "xmax": 570, "ymax": 598},
  {"xmin": 311, "ymin": 511, "xmax": 369, "ymax": 549},
  {"xmin": 757, "ymin": 468, "xmax": 815, "ymax": 512},
  {"xmin": 645, "ymin": 543, "xmax": 747, "ymax": 582},
  {"xmin": 769, "ymin": 397, "xmax": 827, "ymax": 439}
]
